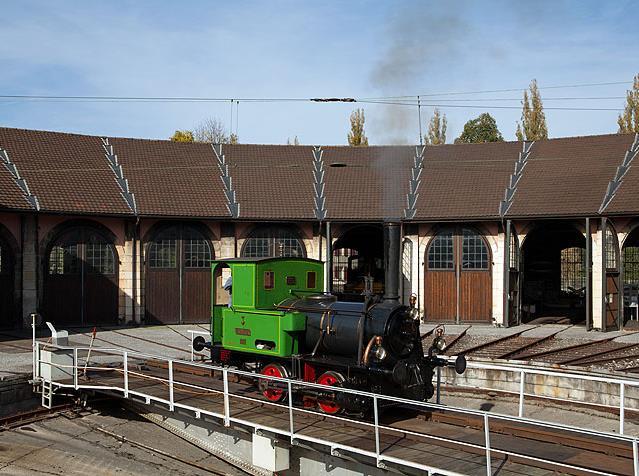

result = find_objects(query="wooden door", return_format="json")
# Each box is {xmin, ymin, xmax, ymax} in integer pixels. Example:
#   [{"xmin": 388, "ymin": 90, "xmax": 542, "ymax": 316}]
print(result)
[
  {"xmin": 43, "ymin": 241, "xmax": 83, "ymax": 324},
  {"xmin": 145, "ymin": 225, "xmax": 212, "ymax": 324},
  {"xmin": 425, "ymin": 228, "xmax": 492, "ymax": 322},
  {"xmin": 146, "ymin": 228, "xmax": 179, "ymax": 324},
  {"xmin": 0, "ymin": 239, "xmax": 15, "ymax": 327},
  {"xmin": 43, "ymin": 229, "xmax": 118, "ymax": 325},
  {"xmin": 182, "ymin": 227, "xmax": 212, "ymax": 323},
  {"xmin": 425, "ymin": 231, "xmax": 456, "ymax": 320},
  {"xmin": 458, "ymin": 229, "xmax": 492, "ymax": 321}
]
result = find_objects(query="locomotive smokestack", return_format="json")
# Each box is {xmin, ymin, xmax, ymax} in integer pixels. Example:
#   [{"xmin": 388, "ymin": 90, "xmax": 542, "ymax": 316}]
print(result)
[{"xmin": 383, "ymin": 221, "xmax": 401, "ymax": 301}]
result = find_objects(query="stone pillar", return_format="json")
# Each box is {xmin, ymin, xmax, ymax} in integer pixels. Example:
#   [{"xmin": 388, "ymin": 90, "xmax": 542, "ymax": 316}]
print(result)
[
  {"xmin": 219, "ymin": 222, "xmax": 236, "ymax": 258},
  {"xmin": 119, "ymin": 220, "xmax": 141, "ymax": 324},
  {"xmin": 492, "ymin": 226, "xmax": 506, "ymax": 327},
  {"xmin": 591, "ymin": 225, "xmax": 604, "ymax": 330},
  {"xmin": 21, "ymin": 214, "xmax": 37, "ymax": 327}
]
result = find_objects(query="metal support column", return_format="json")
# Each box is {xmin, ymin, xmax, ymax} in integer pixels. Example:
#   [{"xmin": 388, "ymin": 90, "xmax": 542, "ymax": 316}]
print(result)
[
  {"xmin": 325, "ymin": 221, "xmax": 332, "ymax": 293},
  {"xmin": 602, "ymin": 217, "xmax": 608, "ymax": 332},
  {"xmin": 503, "ymin": 220, "xmax": 511, "ymax": 327}
]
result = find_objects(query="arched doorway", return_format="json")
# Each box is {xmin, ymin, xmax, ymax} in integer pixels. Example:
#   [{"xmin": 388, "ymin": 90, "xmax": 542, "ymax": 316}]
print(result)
[
  {"xmin": 623, "ymin": 226, "xmax": 639, "ymax": 325},
  {"xmin": 145, "ymin": 223, "xmax": 213, "ymax": 324},
  {"xmin": 241, "ymin": 225, "xmax": 306, "ymax": 258},
  {"xmin": 0, "ymin": 232, "xmax": 16, "ymax": 327},
  {"xmin": 424, "ymin": 227, "xmax": 492, "ymax": 322},
  {"xmin": 332, "ymin": 225, "xmax": 383, "ymax": 299},
  {"xmin": 43, "ymin": 225, "xmax": 118, "ymax": 325},
  {"xmin": 520, "ymin": 224, "xmax": 586, "ymax": 324}
]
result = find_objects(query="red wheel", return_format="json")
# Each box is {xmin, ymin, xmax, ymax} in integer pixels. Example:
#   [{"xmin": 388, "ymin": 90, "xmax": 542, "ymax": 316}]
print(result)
[
  {"xmin": 259, "ymin": 363, "xmax": 289, "ymax": 403},
  {"xmin": 316, "ymin": 371, "xmax": 345, "ymax": 414}
]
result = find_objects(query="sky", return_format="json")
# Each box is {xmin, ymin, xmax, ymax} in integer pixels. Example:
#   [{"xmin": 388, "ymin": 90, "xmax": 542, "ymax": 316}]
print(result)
[{"xmin": 0, "ymin": 0, "xmax": 637, "ymax": 145}]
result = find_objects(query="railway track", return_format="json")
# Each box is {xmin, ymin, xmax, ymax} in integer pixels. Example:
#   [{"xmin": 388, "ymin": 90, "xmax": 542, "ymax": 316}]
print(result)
[{"xmin": 441, "ymin": 328, "xmax": 639, "ymax": 373}]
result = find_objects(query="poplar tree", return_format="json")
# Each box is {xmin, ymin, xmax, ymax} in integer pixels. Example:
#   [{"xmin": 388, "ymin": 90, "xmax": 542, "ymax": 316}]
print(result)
[
  {"xmin": 618, "ymin": 74, "xmax": 639, "ymax": 134},
  {"xmin": 347, "ymin": 108, "xmax": 369, "ymax": 146},
  {"xmin": 515, "ymin": 79, "xmax": 548, "ymax": 141},
  {"xmin": 425, "ymin": 109, "xmax": 447, "ymax": 145}
]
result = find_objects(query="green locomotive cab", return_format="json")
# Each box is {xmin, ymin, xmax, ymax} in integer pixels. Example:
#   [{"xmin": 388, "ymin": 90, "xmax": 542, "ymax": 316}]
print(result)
[{"xmin": 210, "ymin": 258, "xmax": 324, "ymax": 358}]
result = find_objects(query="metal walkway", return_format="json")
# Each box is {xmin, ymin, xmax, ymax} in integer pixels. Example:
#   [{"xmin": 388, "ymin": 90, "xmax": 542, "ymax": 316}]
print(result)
[{"xmin": 33, "ymin": 339, "xmax": 639, "ymax": 476}]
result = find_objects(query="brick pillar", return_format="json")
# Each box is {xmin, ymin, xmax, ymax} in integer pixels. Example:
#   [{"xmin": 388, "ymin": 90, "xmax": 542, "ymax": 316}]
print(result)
[{"xmin": 21, "ymin": 214, "xmax": 37, "ymax": 327}]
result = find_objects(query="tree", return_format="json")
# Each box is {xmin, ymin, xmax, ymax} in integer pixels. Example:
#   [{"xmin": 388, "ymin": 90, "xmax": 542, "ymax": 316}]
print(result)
[
  {"xmin": 515, "ymin": 79, "xmax": 548, "ymax": 141},
  {"xmin": 286, "ymin": 136, "xmax": 300, "ymax": 145},
  {"xmin": 455, "ymin": 113, "xmax": 504, "ymax": 144},
  {"xmin": 347, "ymin": 108, "xmax": 369, "ymax": 146},
  {"xmin": 193, "ymin": 117, "xmax": 238, "ymax": 144},
  {"xmin": 425, "ymin": 108, "xmax": 447, "ymax": 145},
  {"xmin": 618, "ymin": 74, "xmax": 639, "ymax": 133},
  {"xmin": 170, "ymin": 130, "xmax": 194, "ymax": 142}
]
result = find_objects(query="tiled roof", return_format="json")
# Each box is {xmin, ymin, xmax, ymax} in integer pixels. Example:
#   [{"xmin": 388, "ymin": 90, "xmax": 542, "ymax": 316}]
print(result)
[
  {"xmin": 0, "ymin": 127, "xmax": 637, "ymax": 221},
  {"xmin": 222, "ymin": 144, "xmax": 316, "ymax": 219},
  {"xmin": 0, "ymin": 164, "xmax": 32, "ymax": 211},
  {"xmin": 506, "ymin": 134, "xmax": 635, "ymax": 218},
  {"xmin": 0, "ymin": 128, "xmax": 131, "ymax": 215},
  {"xmin": 415, "ymin": 141, "xmax": 521, "ymax": 220},
  {"xmin": 321, "ymin": 146, "xmax": 413, "ymax": 220},
  {"xmin": 108, "ymin": 137, "xmax": 229, "ymax": 218}
]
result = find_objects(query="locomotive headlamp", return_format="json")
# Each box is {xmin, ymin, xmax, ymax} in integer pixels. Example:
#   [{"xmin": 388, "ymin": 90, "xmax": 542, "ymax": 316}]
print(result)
[
  {"xmin": 433, "ymin": 336, "xmax": 446, "ymax": 352},
  {"xmin": 374, "ymin": 345, "xmax": 388, "ymax": 361}
]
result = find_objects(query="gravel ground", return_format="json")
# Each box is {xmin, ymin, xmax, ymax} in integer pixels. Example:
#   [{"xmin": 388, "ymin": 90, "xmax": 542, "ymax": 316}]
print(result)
[{"xmin": 0, "ymin": 402, "xmax": 246, "ymax": 475}]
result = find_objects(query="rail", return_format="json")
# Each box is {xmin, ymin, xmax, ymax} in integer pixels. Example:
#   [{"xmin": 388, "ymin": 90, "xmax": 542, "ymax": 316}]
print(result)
[{"xmin": 34, "ymin": 340, "xmax": 639, "ymax": 476}]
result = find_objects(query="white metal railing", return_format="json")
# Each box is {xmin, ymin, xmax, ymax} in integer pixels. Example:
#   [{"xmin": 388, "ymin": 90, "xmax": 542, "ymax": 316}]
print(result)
[
  {"xmin": 443, "ymin": 357, "xmax": 639, "ymax": 436},
  {"xmin": 34, "ymin": 340, "xmax": 638, "ymax": 476}
]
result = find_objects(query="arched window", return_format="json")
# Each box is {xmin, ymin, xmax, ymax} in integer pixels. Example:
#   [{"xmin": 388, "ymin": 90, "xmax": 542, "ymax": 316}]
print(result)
[
  {"xmin": 427, "ymin": 232, "xmax": 454, "ymax": 270},
  {"xmin": 402, "ymin": 239, "xmax": 413, "ymax": 282},
  {"xmin": 48, "ymin": 230, "xmax": 115, "ymax": 276},
  {"xmin": 333, "ymin": 248, "xmax": 357, "ymax": 293},
  {"xmin": 560, "ymin": 247, "xmax": 586, "ymax": 292},
  {"xmin": 509, "ymin": 228, "xmax": 519, "ymax": 270},
  {"xmin": 242, "ymin": 226, "xmax": 306, "ymax": 258},
  {"xmin": 461, "ymin": 228, "xmax": 489, "ymax": 270},
  {"xmin": 605, "ymin": 226, "xmax": 619, "ymax": 271}
]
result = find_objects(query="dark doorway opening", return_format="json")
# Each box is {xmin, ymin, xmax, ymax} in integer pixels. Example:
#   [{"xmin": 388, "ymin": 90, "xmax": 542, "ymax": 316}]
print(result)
[
  {"xmin": 521, "ymin": 225, "xmax": 586, "ymax": 324},
  {"xmin": 145, "ymin": 223, "xmax": 213, "ymax": 324},
  {"xmin": 0, "ymin": 234, "xmax": 15, "ymax": 328},
  {"xmin": 43, "ymin": 225, "xmax": 118, "ymax": 325},
  {"xmin": 332, "ymin": 225, "xmax": 383, "ymax": 301}
]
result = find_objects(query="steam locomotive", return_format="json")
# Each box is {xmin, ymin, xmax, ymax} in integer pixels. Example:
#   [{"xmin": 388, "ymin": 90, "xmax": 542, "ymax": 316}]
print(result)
[{"xmin": 193, "ymin": 223, "xmax": 465, "ymax": 414}]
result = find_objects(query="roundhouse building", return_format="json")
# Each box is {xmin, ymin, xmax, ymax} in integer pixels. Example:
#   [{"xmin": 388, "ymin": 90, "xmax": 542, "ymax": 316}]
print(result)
[{"xmin": 1, "ymin": 127, "xmax": 638, "ymax": 331}]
